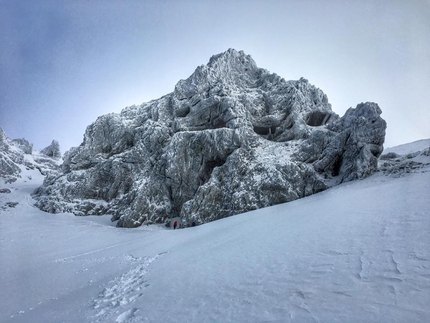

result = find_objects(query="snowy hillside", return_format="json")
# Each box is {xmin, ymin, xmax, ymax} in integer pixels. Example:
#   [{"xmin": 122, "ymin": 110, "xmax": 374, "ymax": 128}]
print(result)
[
  {"xmin": 383, "ymin": 139, "xmax": 430, "ymax": 155},
  {"xmin": 0, "ymin": 127, "xmax": 61, "ymax": 185},
  {"xmin": 0, "ymin": 140, "xmax": 429, "ymax": 323}
]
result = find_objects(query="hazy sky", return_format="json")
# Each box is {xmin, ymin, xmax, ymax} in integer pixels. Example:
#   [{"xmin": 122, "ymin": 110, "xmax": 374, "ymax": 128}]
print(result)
[{"xmin": 1, "ymin": 0, "xmax": 429, "ymax": 152}]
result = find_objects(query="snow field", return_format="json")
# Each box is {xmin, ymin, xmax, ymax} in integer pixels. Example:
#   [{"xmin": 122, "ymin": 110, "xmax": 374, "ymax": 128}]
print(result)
[{"xmin": 0, "ymin": 143, "xmax": 429, "ymax": 322}]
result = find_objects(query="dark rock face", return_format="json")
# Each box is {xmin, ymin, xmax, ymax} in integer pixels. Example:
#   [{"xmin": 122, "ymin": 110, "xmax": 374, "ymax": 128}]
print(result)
[{"xmin": 32, "ymin": 49, "xmax": 387, "ymax": 227}]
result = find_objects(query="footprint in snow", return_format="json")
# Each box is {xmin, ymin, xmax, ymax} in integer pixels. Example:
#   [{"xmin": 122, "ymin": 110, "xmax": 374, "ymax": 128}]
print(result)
[
  {"xmin": 116, "ymin": 308, "xmax": 139, "ymax": 323},
  {"xmin": 91, "ymin": 252, "xmax": 165, "ymax": 322}
]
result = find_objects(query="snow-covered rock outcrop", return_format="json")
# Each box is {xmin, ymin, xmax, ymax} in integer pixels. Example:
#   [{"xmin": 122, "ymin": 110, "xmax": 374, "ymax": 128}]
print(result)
[
  {"xmin": 0, "ymin": 127, "xmax": 61, "ymax": 184},
  {"xmin": 32, "ymin": 49, "xmax": 387, "ymax": 227}
]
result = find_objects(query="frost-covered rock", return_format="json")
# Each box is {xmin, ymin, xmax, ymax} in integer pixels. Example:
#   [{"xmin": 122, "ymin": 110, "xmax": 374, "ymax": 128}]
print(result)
[
  {"xmin": 32, "ymin": 49, "xmax": 387, "ymax": 227},
  {"xmin": 40, "ymin": 140, "xmax": 61, "ymax": 160},
  {"xmin": 302, "ymin": 102, "xmax": 386, "ymax": 181},
  {"xmin": 0, "ymin": 127, "xmax": 61, "ymax": 183}
]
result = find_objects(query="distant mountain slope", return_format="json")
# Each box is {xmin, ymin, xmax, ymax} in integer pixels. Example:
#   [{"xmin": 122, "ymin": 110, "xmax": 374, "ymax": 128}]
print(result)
[
  {"xmin": 379, "ymin": 139, "xmax": 430, "ymax": 177},
  {"xmin": 32, "ymin": 49, "xmax": 387, "ymax": 227},
  {"xmin": 0, "ymin": 139, "xmax": 429, "ymax": 322},
  {"xmin": 384, "ymin": 138, "xmax": 430, "ymax": 155},
  {"xmin": 0, "ymin": 127, "xmax": 61, "ymax": 185}
]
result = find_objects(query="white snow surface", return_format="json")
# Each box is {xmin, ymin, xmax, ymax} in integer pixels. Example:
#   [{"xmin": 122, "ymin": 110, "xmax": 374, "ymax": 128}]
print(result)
[{"xmin": 1, "ymin": 142, "xmax": 429, "ymax": 323}]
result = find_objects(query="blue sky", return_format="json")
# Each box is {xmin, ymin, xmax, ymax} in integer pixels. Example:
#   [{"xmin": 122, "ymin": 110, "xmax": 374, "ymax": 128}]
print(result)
[{"xmin": 1, "ymin": 0, "xmax": 429, "ymax": 152}]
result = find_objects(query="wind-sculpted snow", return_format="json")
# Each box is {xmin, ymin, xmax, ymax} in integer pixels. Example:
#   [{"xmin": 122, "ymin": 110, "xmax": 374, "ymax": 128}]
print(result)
[{"xmin": 32, "ymin": 49, "xmax": 387, "ymax": 227}]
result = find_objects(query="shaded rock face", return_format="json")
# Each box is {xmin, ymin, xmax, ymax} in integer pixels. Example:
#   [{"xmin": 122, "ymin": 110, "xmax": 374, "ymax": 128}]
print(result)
[
  {"xmin": 32, "ymin": 49, "xmax": 386, "ymax": 227},
  {"xmin": 0, "ymin": 127, "xmax": 61, "ymax": 183}
]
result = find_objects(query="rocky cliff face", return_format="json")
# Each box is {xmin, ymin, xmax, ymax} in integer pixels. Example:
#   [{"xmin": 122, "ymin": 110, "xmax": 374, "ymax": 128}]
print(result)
[{"xmin": 32, "ymin": 49, "xmax": 386, "ymax": 227}]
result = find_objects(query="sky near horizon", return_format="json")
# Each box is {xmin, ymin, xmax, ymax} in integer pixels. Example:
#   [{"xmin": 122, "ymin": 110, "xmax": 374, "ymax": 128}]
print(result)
[{"xmin": 1, "ymin": 0, "xmax": 429, "ymax": 152}]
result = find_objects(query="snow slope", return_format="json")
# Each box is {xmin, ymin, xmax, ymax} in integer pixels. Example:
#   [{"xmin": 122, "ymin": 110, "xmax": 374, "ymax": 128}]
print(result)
[
  {"xmin": 1, "ymin": 141, "xmax": 429, "ymax": 323},
  {"xmin": 384, "ymin": 138, "xmax": 430, "ymax": 155}
]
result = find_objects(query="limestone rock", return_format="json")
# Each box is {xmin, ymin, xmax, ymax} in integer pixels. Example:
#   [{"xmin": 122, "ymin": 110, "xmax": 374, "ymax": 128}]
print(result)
[{"xmin": 32, "ymin": 49, "xmax": 386, "ymax": 227}]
